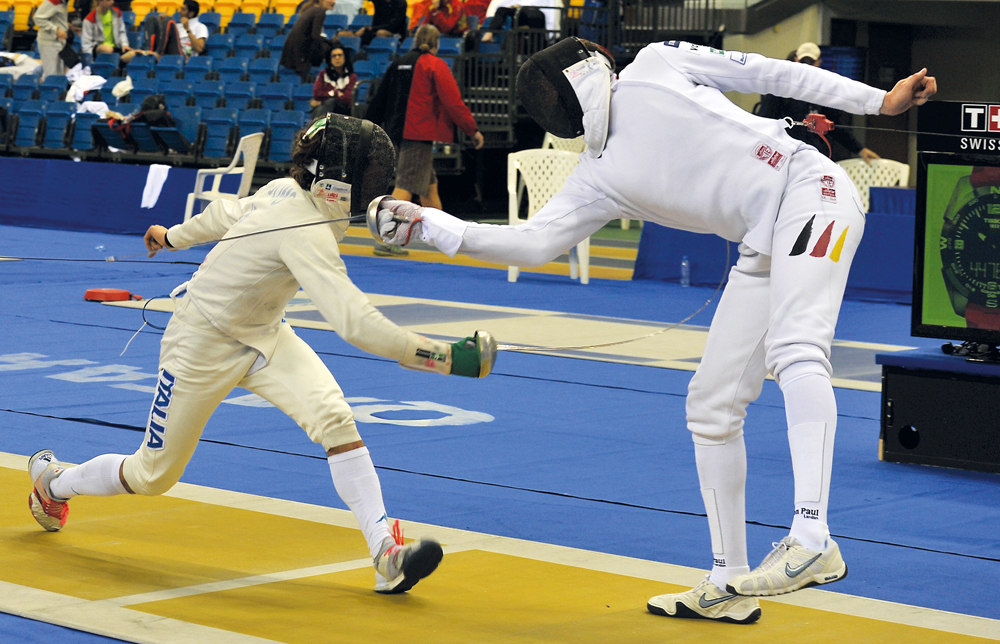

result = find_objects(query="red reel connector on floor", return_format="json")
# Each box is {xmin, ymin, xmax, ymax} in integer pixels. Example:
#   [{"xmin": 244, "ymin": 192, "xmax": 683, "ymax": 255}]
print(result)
[{"xmin": 84, "ymin": 289, "xmax": 143, "ymax": 302}]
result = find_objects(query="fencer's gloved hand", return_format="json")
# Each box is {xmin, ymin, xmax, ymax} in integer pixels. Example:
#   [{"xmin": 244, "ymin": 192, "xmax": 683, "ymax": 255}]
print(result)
[
  {"xmin": 377, "ymin": 199, "xmax": 425, "ymax": 247},
  {"xmin": 399, "ymin": 331, "xmax": 498, "ymax": 378}
]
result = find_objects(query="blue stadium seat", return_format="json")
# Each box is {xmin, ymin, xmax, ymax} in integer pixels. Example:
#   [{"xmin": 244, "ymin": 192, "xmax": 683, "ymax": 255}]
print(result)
[
  {"xmin": 268, "ymin": 109, "xmax": 304, "ymax": 161},
  {"xmin": 438, "ymin": 36, "xmax": 462, "ymax": 55},
  {"xmin": 202, "ymin": 107, "xmax": 238, "ymax": 157},
  {"xmin": 37, "ymin": 75, "xmax": 67, "ymax": 102},
  {"xmin": 193, "ymin": 80, "xmax": 224, "ymax": 109},
  {"xmin": 183, "ymin": 56, "xmax": 213, "ymax": 79},
  {"xmin": 323, "ymin": 13, "xmax": 348, "ymax": 32},
  {"xmin": 160, "ymin": 79, "xmax": 193, "ymax": 107},
  {"xmin": 12, "ymin": 100, "xmax": 45, "ymax": 147},
  {"xmin": 223, "ymin": 80, "xmax": 255, "ymax": 108},
  {"xmin": 291, "ymin": 82, "xmax": 313, "ymax": 112},
  {"xmin": 0, "ymin": 96, "xmax": 12, "ymax": 142},
  {"xmin": 352, "ymin": 59, "xmax": 378, "ymax": 81},
  {"xmin": 248, "ymin": 57, "xmax": 279, "ymax": 84},
  {"xmin": 128, "ymin": 76, "xmax": 159, "ymax": 106},
  {"xmin": 255, "ymin": 12, "xmax": 285, "ymax": 40},
  {"xmin": 121, "ymin": 10, "xmax": 136, "ymax": 30},
  {"xmin": 364, "ymin": 37, "xmax": 397, "ymax": 73},
  {"xmin": 267, "ymin": 33, "xmax": 287, "ymax": 60},
  {"xmin": 399, "ymin": 37, "xmax": 413, "ymax": 52},
  {"xmin": 337, "ymin": 35, "xmax": 361, "ymax": 56},
  {"xmin": 41, "ymin": 102, "xmax": 75, "ymax": 149},
  {"xmin": 234, "ymin": 33, "xmax": 264, "ymax": 59},
  {"xmin": 227, "ymin": 12, "xmax": 256, "ymax": 38},
  {"xmin": 70, "ymin": 112, "xmax": 100, "ymax": 151},
  {"xmin": 199, "ymin": 11, "xmax": 222, "ymax": 35},
  {"xmin": 129, "ymin": 122, "xmax": 163, "ymax": 152},
  {"xmin": 12, "ymin": 75, "xmax": 39, "ymax": 101},
  {"xmin": 90, "ymin": 52, "xmax": 121, "ymax": 79},
  {"xmin": 206, "ymin": 33, "xmax": 235, "ymax": 62},
  {"xmin": 348, "ymin": 13, "xmax": 371, "ymax": 29},
  {"xmin": 285, "ymin": 12, "xmax": 298, "ymax": 29},
  {"xmin": 218, "ymin": 56, "xmax": 250, "ymax": 83},
  {"xmin": 154, "ymin": 54, "xmax": 185, "ymax": 79},
  {"xmin": 150, "ymin": 104, "xmax": 201, "ymax": 153},
  {"xmin": 257, "ymin": 81, "xmax": 292, "ymax": 111},
  {"xmin": 125, "ymin": 54, "xmax": 156, "ymax": 77},
  {"xmin": 237, "ymin": 108, "xmax": 271, "ymax": 145},
  {"xmin": 0, "ymin": 75, "xmax": 12, "ymax": 98}
]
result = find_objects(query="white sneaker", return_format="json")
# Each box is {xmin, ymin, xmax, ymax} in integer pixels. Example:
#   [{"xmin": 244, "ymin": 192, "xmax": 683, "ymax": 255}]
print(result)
[
  {"xmin": 28, "ymin": 450, "xmax": 69, "ymax": 532},
  {"xmin": 647, "ymin": 577, "xmax": 761, "ymax": 624},
  {"xmin": 373, "ymin": 533, "xmax": 443, "ymax": 594},
  {"xmin": 726, "ymin": 536, "xmax": 848, "ymax": 597}
]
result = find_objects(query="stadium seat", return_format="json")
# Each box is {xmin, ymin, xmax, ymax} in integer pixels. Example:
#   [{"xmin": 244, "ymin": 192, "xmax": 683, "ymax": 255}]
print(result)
[
  {"xmin": 0, "ymin": 95, "xmax": 11, "ymax": 143},
  {"xmin": 352, "ymin": 59, "xmax": 378, "ymax": 81},
  {"xmin": 70, "ymin": 112, "xmax": 100, "ymax": 151},
  {"xmin": 271, "ymin": 0, "xmax": 298, "ymax": 22},
  {"xmin": 233, "ymin": 33, "xmax": 264, "ymax": 59},
  {"xmin": 183, "ymin": 55, "xmax": 213, "ymax": 79},
  {"xmin": 222, "ymin": 80, "xmax": 255, "ymax": 108},
  {"xmin": 337, "ymin": 35, "xmax": 361, "ymax": 56},
  {"xmin": 256, "ymin": 81, "xmax": 292, "ymax": 111},
  {"xmin": 150, "ymin": 104, "xmax": 202, "ymax": 154},
  {"xmin": 125, "ymin": 53, "xmax": 156, "ymax": 76},
  {"xmin": 0, "ymin": 74, "xmax": 12, "ymax": 98},
  {"xmin": 255, "ymin": 12, "xmax": 284, "ymax": 39},
  {"xmin": 212, "ymin": 0, "xmax": 240, "ymax": 28},
  {"xmin": 201, "ymin": 106, "xmax": 238, "ymax": 157},
  {"xmin": 226, "ymin": 12, "xmax": 255, "ymax": 38},
  {"xmin": 41, "ymin": 102, "xmax": 75, "ymax": 149},
  {"xmin": 348, "ymin": 13, "xmax": 371, "ymax": 29},
  {"xmin": 291, "ymin": 83, "xmax": 313, "ymax": 112},
  {"xmin": 323, "ymin": 13, "xmax": 348, "ymax": 32},
  {"xmin": 237, "ymin": 108, "xmax": 270, "ymax": 143},
  {"xmin": 160, "ymin": 79, "xmax": 193, "ymax": 107},
  {"xmin": 121, "ymin": 9, "xmax": 136, "ymax": 29},
  {"xmin": 128, "ymin": 76, "xmax": 160, "ymax": 106},
  {"xmin": 399, "ymin": 37, "xmax": 413, "ymax": 52},
  {"xmin": 239, "ymin": 0, "xmax": 268, "ymax": 20},
  {"xmin": 89, "ymin": 52, "xmax": 122, "ymax": 79},
  {"xmin": 37, "ymin": 75, "xmax": 67, "ymax": 102},
  {"xmin": 12, "ymin": 99, "xmax": 44, "ymax": 147},
  {"xmin": 130, "ymin": 0, "xmax": 156, "ymax": 24},
  {"xmin": 193, "ymin": 80, "xmax": 224, "ymax": 108},
  {"xmin": 267, "ymin": 33, "xmax": 287, "ymax": 60},
  {"xmin": 128, "ymin": 121, "xmax": 164, "ymax": 152},
  {"xmin": 268, "ymin": 109, "xmax": 304, "ymax": 161},
  {"xmin": 11, "ymin": 76, "xmax": 38, "ymax": 102},
  {"xmin": 217, "ymin": 56, "xmax": 250, "ymax": 83},
  {"xmin": 438, "ymin": 36, "xmax": 462, "ymax": 55},
  {"xmin": 153, "ymin": 54, "xmax": 185, "ymax": 79},
  {"xmin": 364, "ymin": 36, "xmax": 397, "ymax": 73},
  {"xmin": 199, "ymin": 10, "xmax": 222, "ymax": 34},
  {"xmin": 205, "ymin": 32, "xmax": 234, "ymax": 61},
  {"xmin": 248, "ymin": 57, "xmax": 279, "ymax": 84}
]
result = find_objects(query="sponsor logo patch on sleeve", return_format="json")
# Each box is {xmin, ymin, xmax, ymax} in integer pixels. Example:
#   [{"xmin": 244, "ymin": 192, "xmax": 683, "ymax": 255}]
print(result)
[
  {"xmin": 753, "ymin": 142, "xmax": 787, "ymax": 170},
  {"xmin": 729, "ymin": 51, "xmax": 747, "ymax": 64}
]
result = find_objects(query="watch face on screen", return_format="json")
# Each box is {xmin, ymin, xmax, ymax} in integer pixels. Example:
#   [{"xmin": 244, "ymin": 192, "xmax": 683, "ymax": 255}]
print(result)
[{"xmin": 940, "ymin": 190, "xmax": 1000, "ymax": 310}]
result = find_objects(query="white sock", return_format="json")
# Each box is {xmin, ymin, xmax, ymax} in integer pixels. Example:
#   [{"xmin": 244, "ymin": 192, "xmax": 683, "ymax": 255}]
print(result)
[
  {"xmin": 50, "ymin": 454, "xmax": 128, "ymax": 500},
  {"xmin": 780, "ymin": 366, "xmax": 837, "ymax": 552},
  {"xmin": 694, "ymin": 438, "xmax": 750, "ymax": 590},
  {"xmin": 328, "ymin": 447, "xmax": 393, "ymax": 559}
]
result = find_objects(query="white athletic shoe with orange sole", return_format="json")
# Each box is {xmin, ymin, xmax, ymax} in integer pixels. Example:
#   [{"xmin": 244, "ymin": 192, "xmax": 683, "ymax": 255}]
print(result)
[{"xmin": 28, "ymin": 449, "xmax": 69, "ymax": 532}]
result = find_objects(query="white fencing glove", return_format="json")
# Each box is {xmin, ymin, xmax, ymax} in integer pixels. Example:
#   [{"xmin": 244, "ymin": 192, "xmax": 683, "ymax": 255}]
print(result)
[{"xmin": 369, "ymin": 197, "xmax": 425, "ymax": 246}]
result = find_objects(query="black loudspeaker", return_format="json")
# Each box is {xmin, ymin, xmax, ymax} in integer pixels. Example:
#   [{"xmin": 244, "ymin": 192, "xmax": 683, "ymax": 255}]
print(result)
[{"xmin": 880, "ymin": 366, "xmax": 1000, "ymax": 474}]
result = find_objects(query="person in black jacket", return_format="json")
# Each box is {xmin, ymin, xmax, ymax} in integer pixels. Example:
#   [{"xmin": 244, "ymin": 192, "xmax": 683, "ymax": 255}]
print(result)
[
  {"xmin": 280, "ymin": 0, "xmax": 335, "ymax": 82},
  {"xmin": 349, "ymin": 0, "xmax": 406, "ymax": 46},
  {"xmin": 756, "ymin": 42, "xmax": 880, "ymax": 163}
]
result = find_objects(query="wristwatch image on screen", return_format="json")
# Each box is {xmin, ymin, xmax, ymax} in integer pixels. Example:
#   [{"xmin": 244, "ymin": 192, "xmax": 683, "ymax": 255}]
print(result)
[{"xmin": 939, "ymin": 166, "xmax": 1000, "ymax": 330}]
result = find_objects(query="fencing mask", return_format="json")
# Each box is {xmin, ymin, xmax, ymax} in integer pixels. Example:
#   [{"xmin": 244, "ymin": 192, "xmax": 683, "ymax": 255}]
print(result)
[
  {"xmin": 302, "ymin": 114, "xmax": 396, "ymax": 225},
  {"xmin": 516, "ymin": 37, "xmax": 616, "ymax": 157}
]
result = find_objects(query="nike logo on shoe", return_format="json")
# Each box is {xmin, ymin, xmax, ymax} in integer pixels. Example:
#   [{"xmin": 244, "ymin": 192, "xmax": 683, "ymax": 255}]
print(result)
[
  {"xmin": 699, "ymin": 592, "xmax": 737, "ymax": 609},
  {"xmin": 784, "ymin": 552, "xmax": 822, "ymax": 577}
]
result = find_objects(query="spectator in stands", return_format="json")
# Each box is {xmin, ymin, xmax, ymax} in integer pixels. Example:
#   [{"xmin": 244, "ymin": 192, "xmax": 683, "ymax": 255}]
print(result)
[
  {"xmin": 176, "ymin": 0, "xmax": 209, "ymax": 58},
  {"xmin": 365, "ymin": 24, "xmax": 483, "ymax": 255},
  {"xmin": 311, "ymin": 42, "xmax": 356, "ymax": 117},
  {"xmin": 81, "ymin": 0, "xmax": 146, "ymax": 65},
  {"xmin": 34, "ymin": 0, "xmax": 71, "ymax": 79},
  {"xmin": 281, "ymin": 0, "xmax": 335, "ymax": 82},
  {"xmin": 757, "ymin": 42, "xmax": 880, "ymax": 163},
  {"xmin": 422, "ymin": 0, "xmax": 469, "ymax": 36},
  {"xmin": 350, "ymin": 0, "xmax": 406, "ymax": 46}
]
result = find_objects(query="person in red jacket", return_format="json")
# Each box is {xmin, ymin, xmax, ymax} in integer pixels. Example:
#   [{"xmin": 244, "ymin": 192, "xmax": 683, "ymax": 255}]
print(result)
[
  {"xmin": 423, "ymin": 0, "xmax": 468, "ymax": 36},
  {"xmin": 365, "ymin": 24, "xmax": 483, "ymax": 256}
]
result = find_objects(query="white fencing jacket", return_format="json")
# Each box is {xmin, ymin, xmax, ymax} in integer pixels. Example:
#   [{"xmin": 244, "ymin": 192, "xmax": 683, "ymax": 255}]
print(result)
[{"xmin": 166, "ymin": 178, "xmax": 409, "ymax": 362}]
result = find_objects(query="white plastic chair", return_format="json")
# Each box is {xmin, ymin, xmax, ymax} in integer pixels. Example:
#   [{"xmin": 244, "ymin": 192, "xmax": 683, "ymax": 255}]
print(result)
[
  {"xmin": 507, "ymin": 148, "xmax": 590, "ymax": 284},
  {"xmin": 183, "ymin": 132, "xmax": 265, "ymax": 222},
  {"xmin": 837, "ymin": 158, "xmax": 911, "ymax": 212}
]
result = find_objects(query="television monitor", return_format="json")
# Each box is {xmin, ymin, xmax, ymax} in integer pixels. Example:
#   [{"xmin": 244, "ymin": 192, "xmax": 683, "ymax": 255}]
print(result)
[{"xmin": 912, "ymin": 153, "xmax": 1000, "ymax": 345}]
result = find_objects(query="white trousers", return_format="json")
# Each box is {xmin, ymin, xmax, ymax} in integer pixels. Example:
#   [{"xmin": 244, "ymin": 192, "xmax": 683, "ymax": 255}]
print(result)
[{"xmin": 122, "ymin": 297, "xmax": 361, "ymax": 496}]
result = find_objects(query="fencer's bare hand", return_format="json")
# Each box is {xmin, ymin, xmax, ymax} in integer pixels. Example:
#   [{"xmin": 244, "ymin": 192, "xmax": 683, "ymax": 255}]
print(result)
[
  {"xmin": 880, "ymin": 68, "xmax": 937, "ymax": 115},
  {"xmin": 144, "ymin": 225, "xmax": 171, "ymax": 258},
  {"xmin": 472, "ymin": 131, "xmax": 485, "ymax": 150}
]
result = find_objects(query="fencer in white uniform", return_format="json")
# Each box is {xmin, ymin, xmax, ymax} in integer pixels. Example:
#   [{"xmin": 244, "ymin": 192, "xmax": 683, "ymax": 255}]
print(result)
[
  {"xmin": 372, "ymin": 39, "xmax": 936, "ymax": 622},
  {"xmin": 27, "ymin": 116, "xmax": 497, "ymax": 596}
]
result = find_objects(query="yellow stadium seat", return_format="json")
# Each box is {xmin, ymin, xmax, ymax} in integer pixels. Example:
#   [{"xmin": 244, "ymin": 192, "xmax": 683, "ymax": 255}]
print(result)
[
  {"xmin": 157, "ymin": 0, "xmax": 183, "ymax": 16},
  {"xmin": 269, "ymin": 1, "xmax": 298, "ymax": 19},
  {"xmin": 13, "ymin": 0, "xmax": 41, "ymax": 32},
  {"xmin": 212, "ymin": 0, "xmax": 239, "ymax": 28},
  {"xmin": 240, "ymin": 0, "xmax": 268, "ymax": 20},
  {"xmin": 130, "ymin": 0, "xmax": 158, "ymax": 24}
]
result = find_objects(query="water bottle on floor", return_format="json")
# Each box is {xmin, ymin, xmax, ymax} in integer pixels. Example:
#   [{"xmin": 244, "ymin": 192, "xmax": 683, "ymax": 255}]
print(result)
[{"xmin": 680, "ymin": 256, "xmax": 690, "ymax": 287}]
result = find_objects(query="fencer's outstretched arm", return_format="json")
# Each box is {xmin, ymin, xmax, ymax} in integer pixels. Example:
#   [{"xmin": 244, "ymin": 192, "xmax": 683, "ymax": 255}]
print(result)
[
  {"xmin": 379, "ymin": 180, "xmax": 618, "ymax": 265},
  {"xmin": 146, "ymin": 197, "xmax": 246, "ymax": 257}
]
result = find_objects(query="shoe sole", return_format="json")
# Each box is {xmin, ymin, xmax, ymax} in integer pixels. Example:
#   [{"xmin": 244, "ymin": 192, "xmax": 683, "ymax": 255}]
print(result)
[
  {"xmin": 375, "ymin": 540, "xmax": 443, "ymax": 595},
  {"xmin": 647, "ymin": 601, "xmax": 762, "ymax": 625},
  {"xmin": 726, "ymin": 563, "xmax": 849, "ymax": 597}
]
